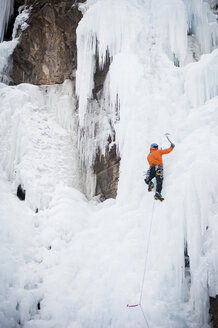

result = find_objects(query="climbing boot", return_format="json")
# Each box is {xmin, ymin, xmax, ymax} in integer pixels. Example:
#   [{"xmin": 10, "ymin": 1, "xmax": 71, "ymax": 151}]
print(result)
[
  {"xmin": 154, "ymin": 192, "xmax": 164, "ymax": 201},
  {"xmin": 148, "ymin": 181, "xmax": 154, "ymax": 192}
]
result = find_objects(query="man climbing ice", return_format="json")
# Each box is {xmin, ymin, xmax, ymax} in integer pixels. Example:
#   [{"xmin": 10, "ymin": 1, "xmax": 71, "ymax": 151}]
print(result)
[{"xmin": 145, "ymin": 142, "xmax": 175, "ymax": 201}]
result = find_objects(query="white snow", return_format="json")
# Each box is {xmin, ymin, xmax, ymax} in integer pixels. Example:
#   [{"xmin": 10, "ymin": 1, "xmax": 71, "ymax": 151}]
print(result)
[
  {"xmin": 0, "ymin": 0, "xmax": 218, "ymax": 327},
  {"xmin": 0, "ymin": 166, "xmax": 36, "ymax": 328}
]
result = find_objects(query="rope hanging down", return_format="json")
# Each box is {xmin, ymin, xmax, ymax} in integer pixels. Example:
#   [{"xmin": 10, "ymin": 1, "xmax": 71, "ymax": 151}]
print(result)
[
  {"xmin": 127, "ymin": 196, "xmax": 200, "ymax": 328},
  {"xmin": 127, "ymin": 199, "xmax": 156, "ymax": 328}
]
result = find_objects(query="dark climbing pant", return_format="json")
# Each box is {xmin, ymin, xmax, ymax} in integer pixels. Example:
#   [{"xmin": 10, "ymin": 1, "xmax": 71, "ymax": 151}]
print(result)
[{"xmin": 145, "ymin": 165, "xmax": 163, "ymax": 194}]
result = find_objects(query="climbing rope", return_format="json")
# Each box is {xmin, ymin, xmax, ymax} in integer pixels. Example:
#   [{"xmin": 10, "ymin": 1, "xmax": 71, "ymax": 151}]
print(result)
[
  {"xmin": 127, "ymin": 199, "xmax": 200, "ymax": 328},
  {"xmin": 127, "ymin": 199, "xmax": 156, "ymax": 328},
  {"xmin": 139, "ymin": 199, "xmax": 155, "ymax": 305}
]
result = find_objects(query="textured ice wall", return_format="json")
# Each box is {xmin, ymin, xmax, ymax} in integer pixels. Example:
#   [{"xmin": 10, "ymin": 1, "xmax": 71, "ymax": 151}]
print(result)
[
  {"xmin": 76, "ymin": 0, "xmax": 188, "ymax": 122},
  {"xmin": 76, "ymin": 0, "xmax": 189, "ymax": 168},
  {"xmin": 75, "ymin": 0, "xmax": 218, "ymax": 326},
  {"xmin": 185, "ymin": 49, "xmax": 218, "ymax": 107},
  {"xmin": 151, "ymin": 0, "xmax": 187, "ymax": 65},
  {"xmin": 184, "ymin": 0, "xmax": 218, "ymax": 54},
  {"xmin": 76, "ymin": 0, "xmax": 137, "ymax": 166},
  {"xmin": 0, "ymin": 81, "xmax": 82, "ymax": 210},
  {"xmin": 207, "ymin": 0, "xmax": 218, "ymax": 7},
  {"xmin": 76, "ymin": 0, "xmax": 218, "ymax": 168},
  {"xmin": 76, "ymin": 0, "xmax": 139, "ymax": 124}
]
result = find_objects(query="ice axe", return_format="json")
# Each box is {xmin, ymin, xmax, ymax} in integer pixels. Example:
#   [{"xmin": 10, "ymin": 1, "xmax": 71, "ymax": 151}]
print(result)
[{"xmin": 164, "ymin": 133, "xmax": 173, "ymax": 144}]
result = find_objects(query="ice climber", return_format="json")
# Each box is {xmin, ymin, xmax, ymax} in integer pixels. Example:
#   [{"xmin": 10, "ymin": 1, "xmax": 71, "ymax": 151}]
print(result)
[{"xmin": 145, "ymin": 142, "xmax": 175, "ymax": 201}]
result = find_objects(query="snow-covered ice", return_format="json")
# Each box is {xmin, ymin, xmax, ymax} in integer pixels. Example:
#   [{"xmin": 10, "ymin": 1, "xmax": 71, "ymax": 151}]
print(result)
[
  {"xmin": 0, "ymin": 81, "xmax": 82, "ymax": 210},
  {"xmin": 0, "ymin": 39, "xmax": 18, "ymax": 83},
  {"xmin": 0, "ymin": 0, "xmax": 218, "ymax": 327}
]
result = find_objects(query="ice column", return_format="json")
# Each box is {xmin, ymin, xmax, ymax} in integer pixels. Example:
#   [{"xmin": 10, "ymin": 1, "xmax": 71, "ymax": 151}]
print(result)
[
  {"xmin": 76, "ymin": 0, "xmax": 136, "ymax": 125},
  {"xmin": 76, "ymin": 0, "xmax": 139, "ymax": 167},
  {"xmin": 0, "ymin": 0, "xmax": 14, "ymax": 42},
  {"xmin": 153, "ymin": 0, "xmax": 188, "ymax": 65},
  {"xmin": 185, "ymin": 49, "xmax": 218, "ymax": 107},
  {"xmin": 184, "ymin": 0, "xmax": 218, "ymax": 54}
]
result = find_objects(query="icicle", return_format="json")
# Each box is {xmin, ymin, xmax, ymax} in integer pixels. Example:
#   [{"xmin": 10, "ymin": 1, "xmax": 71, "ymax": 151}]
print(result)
[
  {"xmin": 76, "ymin": 0, "xmax": 139, "ymax": 168},
  {"xmin": 152, "ymin": 0, "xmax": 188, "ymax": 65},
  {"xmin": 0, "ymin": 0, "xmax": 14, "ymax": 42},
  {"xmin": 183, "ymin": 0, "xmax": 218, "ymax": 54},
  {"xmin": 76, "ymin": 0, "xmax": 138, "ymax": 125},
  {"xmin": 185, "ymin": 49, "xmax": 218, "ymax": 107}
]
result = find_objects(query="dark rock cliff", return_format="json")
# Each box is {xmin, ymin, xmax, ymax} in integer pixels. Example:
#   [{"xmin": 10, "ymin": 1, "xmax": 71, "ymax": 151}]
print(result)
[
  {"xmin": 10, "ymin": 0, "xmax": 85, "ymax": 85},
  {"xmin": 92, "ymin": 54, "xmax": 120, "ymax": 199},
  {"xmin": 94, "ymin": 143, "xmax": 120, "ymax": 200},
  {"xmin": 210, "ymin": 296, "xmax": 218, "ymax": 328}
]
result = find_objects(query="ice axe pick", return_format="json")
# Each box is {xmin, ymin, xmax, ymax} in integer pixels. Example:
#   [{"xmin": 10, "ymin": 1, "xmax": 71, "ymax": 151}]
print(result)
[{"xmin": 164, "ymin": 133, "xmax": 173, "ymax": 144}]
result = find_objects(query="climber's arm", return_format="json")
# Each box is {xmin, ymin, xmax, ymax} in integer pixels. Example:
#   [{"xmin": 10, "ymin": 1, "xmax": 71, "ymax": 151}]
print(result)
[{"xmin": 160, "ymin": 146, "xmax": 174, "ymax": 155}]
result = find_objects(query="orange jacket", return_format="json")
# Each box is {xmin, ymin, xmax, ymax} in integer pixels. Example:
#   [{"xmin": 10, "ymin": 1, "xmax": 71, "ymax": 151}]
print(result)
[{"xmin": 147, "ymin": 146, "xmax": 173, "ymax": 166}]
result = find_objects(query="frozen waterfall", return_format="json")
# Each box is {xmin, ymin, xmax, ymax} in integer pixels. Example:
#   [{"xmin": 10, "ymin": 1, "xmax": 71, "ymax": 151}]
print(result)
[{"xmin": 0, "ymin": 0, "xmax": 218, "ymax": 327}]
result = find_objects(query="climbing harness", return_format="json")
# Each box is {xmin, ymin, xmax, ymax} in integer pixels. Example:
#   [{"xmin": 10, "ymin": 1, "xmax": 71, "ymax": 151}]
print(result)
[
  {"xmin": 127, "ymin": 200, "xmax": 156, "ymax": 327},
  {"xmin": 156, "ymin": 166, "xmax": 163, "ymax": 178}
]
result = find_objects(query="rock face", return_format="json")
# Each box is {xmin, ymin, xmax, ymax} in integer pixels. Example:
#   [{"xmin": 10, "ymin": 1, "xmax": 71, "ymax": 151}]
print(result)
[
  {"xmin": 210, "ymin": 296, "xmax": 218, "ymax": 327},
  {"xmin": 10, "ymin": 0, "xmax": 85, "ymax": 85},
  {"xmin": 94, "ymin": 143, "xmax": 120, "ymax": 200},
  {"xmin": 93, "ymin": 53, "xmax": 110, "ymax": 99},
  {"xmin": 93, "ymin": 55, "xmax": 120, "ymax": 199}
]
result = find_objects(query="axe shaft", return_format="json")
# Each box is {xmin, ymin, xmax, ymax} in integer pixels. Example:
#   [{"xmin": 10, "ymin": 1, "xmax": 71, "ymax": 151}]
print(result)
[{"xmin": 165, "ymin": 134, "xmax": 173, "ymax": 144}]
